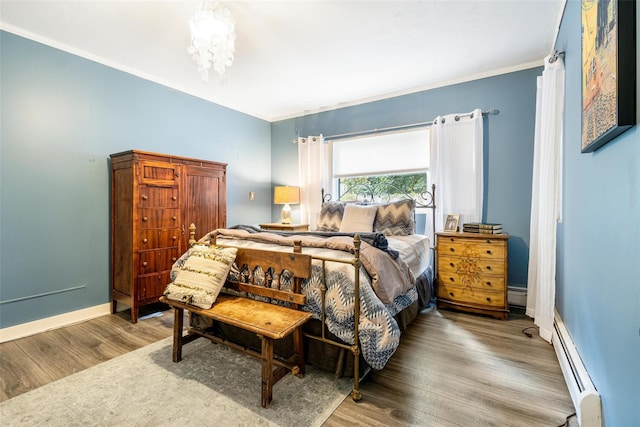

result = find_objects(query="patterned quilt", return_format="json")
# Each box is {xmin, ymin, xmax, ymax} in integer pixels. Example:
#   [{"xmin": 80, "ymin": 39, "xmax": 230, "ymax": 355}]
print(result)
[{"xmin": 171, "ymin": 228, "xmax": 419, "ymax": 370}]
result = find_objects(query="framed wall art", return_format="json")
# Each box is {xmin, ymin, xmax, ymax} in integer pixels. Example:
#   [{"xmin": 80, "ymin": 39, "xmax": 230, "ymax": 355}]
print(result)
[{"xmin": 581, "ymin": 0, "xmax": 636, "ymax": 153}]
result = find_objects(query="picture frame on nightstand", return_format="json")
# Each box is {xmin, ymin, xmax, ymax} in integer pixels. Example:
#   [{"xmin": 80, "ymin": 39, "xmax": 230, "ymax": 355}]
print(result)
[{"xmin": 444, "ymin": 214, "xmax": 460, "ymax": 232}]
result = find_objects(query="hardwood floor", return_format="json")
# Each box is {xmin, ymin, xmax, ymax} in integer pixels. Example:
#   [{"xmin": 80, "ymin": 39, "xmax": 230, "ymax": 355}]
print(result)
[
  {"xmin": 0, "ymin": 304, "xmax": 576, "ymax": 426},
  {"xmin": 326, "ymin": 308, "xmax": 576, "ymax": 426},
  {"xmin": 0, "ymin": 303, "xmax": 175, "ymax": 402}
]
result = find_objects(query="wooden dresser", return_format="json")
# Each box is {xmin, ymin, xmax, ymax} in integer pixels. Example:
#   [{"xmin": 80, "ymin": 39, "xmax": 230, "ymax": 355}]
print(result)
[
  {"xmin": 110, "ymin": 150, "xmax": 227, "ymax": 322},
  {"xmin": 436, "ymin": 232, "xmax": 509, "ymax": 320}
]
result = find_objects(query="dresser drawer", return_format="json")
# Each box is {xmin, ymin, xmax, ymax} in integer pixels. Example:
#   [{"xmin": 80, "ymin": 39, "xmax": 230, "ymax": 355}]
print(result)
[
  {"xmin": 138, "ymin": 186, "xmax": 179, "ymax": 208},
  {"xmin": 138, "ymin": 208, "xmax": 180, "ymax": 229},
  {"xmin": 137, "ymin": 271, "xmax": 171, "ymax": 301},
  {"xmin": 437, "ymin": 283, "xmax": 505, "ymax": 307},
  {"xmin": 437, "ymin": 266, "xmax": 505, "ymax": 291},
  {"xmin": 137, "ymin": 229, "xmax": 180, "ymax": 249},
  {"xmin": 437, "ymin": 254, "xmax": 506, "ymax": 278},
  {"xmin": 137, "ymin": 161, "xmax": 181, "ymax": 186},
  {"xmin": 138, "ymin": 247, "xmax": 179, "ymax": 273},
  {"xmin": 437, "ymin": 238, "xmax": 506, "ymax": 260}
]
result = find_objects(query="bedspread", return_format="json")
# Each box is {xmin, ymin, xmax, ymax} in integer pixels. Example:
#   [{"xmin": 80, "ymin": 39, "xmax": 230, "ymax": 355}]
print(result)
[{"xmin": 172, "ymin": 227, "xmax": 418, "ymax": 369}]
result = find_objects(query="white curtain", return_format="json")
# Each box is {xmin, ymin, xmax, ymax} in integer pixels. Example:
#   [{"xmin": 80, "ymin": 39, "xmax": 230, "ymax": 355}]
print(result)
[
  {"xmin": 297, "ymin": 135, "xmax": 332, "ymax": 229},
  {"xmin": 526, "ymin": 55, "xmax": 565, "ymax": 343},
  {"xmin": 429, "ymin": 108, "xmax": 484, "ymax": 231}
]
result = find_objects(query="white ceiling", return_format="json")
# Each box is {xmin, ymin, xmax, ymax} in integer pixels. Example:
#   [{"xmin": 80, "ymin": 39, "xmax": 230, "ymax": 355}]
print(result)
[{"xmin": 0, "ymin": 0, "xmax": 565, "ymax": 121}]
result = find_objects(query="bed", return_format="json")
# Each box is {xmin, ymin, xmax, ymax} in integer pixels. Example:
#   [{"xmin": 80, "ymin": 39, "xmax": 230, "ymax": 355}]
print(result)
[{"xmin": 168, "ymin": 184, "xmax": 436, "ymax": 400}]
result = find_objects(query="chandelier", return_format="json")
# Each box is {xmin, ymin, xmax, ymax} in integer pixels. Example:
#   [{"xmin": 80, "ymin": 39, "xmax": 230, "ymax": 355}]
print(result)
[{"xmin": 187, "ymin": 1, "xmax": 236, "ymax": 82}]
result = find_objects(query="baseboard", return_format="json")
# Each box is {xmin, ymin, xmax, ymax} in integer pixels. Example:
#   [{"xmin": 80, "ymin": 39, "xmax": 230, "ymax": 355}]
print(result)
[
  {"xmin": 553, "ymin": 310, "xmax": 601, "ymax": 427},
  {"xmin": 0, "ymin": 303, "xmax": 111, "ymax": 343},
  {"xmin": 508, "ymin": 286, "xmax": 527, "ymax": 307}
]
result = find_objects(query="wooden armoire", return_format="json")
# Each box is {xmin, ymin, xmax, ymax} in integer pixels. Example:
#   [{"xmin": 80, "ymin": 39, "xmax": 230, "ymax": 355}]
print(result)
[{"xmin": 110, "ymin": 150, "xmax": 227, "ymax": 322}]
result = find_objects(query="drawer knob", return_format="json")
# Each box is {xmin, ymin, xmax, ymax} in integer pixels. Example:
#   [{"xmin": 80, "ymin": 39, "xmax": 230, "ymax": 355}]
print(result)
[
  {"xmin": 172, "ymin": 216, "xmax": 177, "ymax": 221},
  {"xmin": 486, "ymin": 297, "xmax": 492, "ymax": 302},
  {"xmin": 449, "ymin": 277, "xmax": 455, "ymax": 282},
  {"xmin": 486, "ymin": 281, "xmax": 492, "ymax": 286},
  {"xmin": 449, "ymin": 262, "xmax": 454, "ymax": 267},
  {"xmin": 172, "ymin": 236, "xmax": 177, "ymax": 240},
  {"xmin": 172, "ymin": 257, "xmax": 177, "ymax": 262},
  {"xmin": 142, "ymin": 261, "xmax": 148, "ymax": 267},
  {"xmin": 486, "ymin": 250, "xmax": 492, "ymax": 255},
  {"xmin": 158, "ymin": 275, "xmax": 162, "ymax": 280},
  {"xmin": 142, "ymin": 216, "xmax": 148, "ymax": 221},
  {"xmin": 172, "ymin": 196, "xmax": 177, "ymax": 201},
  {"xmin": 142, "ymin": 238, "xmax": 148, "ymax": 243},
  {"xmin": 449, "ymin": 248, "xmax": 455, "ymax": 252},
  {"xmin": 175, "ymin": 173, "xmax": 180, "ymax": 178},
  {"xmin": 449, "ymin": 292, "xmax": 455, "ymax": 297},
  {"xmin": 141, "ymin": 195, "xmax": 148, "ymax": 200},
  {"xmin": 486, "ymin": 240, "xmax": 491, "ymax": 243},
  {"xmin": 486, "ymin": 266, "xmax": 492, "ymax": 271}
]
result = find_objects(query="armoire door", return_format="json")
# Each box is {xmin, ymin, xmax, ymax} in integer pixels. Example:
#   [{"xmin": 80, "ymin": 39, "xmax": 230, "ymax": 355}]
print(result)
[{"xmin": 183, "ymin": 165, "xmax": 227, "ymax": 248}]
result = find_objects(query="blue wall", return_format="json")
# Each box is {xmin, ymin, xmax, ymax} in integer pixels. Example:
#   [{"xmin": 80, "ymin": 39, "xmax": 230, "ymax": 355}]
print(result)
[
  {"xmin": 554, "ymin": 1, "xmax": 639, "ymax": 425},
  {"xmin": 0, "ymin": 31, "xmax": 272, "ymax": 328},
  {"xmin": 271, "ymin": 68, "xmax": 542, "ymax": 289}
]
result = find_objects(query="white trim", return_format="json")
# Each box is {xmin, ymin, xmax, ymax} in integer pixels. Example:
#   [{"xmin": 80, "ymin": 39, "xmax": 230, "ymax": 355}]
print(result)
[
  {"xmin": 0, "ymin": 23, "xmax": 544, "ymax": 123},
  {"xmin": 0, "ymin": 304, "xmax": 111, "ymax": 343},
  {"xmin": 553, "ymin": 310, "xmax": 601, "ymax": 427},
  {"xmin": 276, "ymin": 60, "xmax": 544, "ymax": 121},
  {"xmin": 551, "ymin": 1, "xmax": 568, "ymax": 50}
]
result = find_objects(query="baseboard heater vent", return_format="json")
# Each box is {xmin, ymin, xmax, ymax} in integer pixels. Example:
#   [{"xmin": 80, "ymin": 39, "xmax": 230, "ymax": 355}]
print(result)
[
  {"xmin": 552, "ymin": 312, "xmax": 601, "ymax": 427},
  {"xmin": 507, "ymin": 286, "xmax": 527, "ymax": 307}
]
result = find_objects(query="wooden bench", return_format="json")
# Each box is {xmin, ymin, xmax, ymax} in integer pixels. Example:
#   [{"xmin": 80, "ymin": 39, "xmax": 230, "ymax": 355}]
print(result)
[{"xmin": 159, "ymin": 241, "xmax": 313, "ymax": 408}]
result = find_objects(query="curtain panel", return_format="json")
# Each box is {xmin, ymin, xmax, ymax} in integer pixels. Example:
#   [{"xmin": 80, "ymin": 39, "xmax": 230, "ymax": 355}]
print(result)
[
  {"xmin": 526, "ymin": 55, "xmax": 565, "ymax": 343},
  {"xmin": 297, "ymin": 135, "xmax": 332, "ymax": 229},
  {"xmin": 429, "ymin": 108, "xmax": 484, "ymax": 232}
]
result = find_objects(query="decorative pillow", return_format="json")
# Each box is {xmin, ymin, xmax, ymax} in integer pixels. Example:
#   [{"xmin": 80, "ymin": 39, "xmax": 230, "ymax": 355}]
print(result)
[
  {"xmin": 374, "ymin": 199, "xmax": 416, "ymax": 236},
  {"xmin": 339, "ymin": 204, "xmax": 378, "ymax": 233},
  {"xmin": 316, "ymin": 201, "xmax": 345, "ymax": 231},
  {"xmin": 163, "ymin": 244, "xmax": 238, "ymax": 309}
]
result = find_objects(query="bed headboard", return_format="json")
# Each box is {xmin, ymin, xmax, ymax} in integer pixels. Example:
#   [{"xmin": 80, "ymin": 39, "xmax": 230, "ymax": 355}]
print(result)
[{"xmin": 320, "ymin": 183, "xmax": 436, "ymax": 244}]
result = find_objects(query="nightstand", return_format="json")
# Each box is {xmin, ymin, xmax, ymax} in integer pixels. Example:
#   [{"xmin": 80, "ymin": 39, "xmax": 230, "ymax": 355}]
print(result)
[
  {"xmin": 259, "ymin": 223, "xmax": 309, "ymax": 231},
  {"xmin": 436, "ymin": 232, "xmax": 509, "ymax": 320}
]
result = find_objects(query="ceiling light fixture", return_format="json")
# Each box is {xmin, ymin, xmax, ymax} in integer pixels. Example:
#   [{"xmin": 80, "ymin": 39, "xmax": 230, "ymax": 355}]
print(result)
[{"xmin": 187, "ymin": 1, "xmax": 236, "ymax": 82}]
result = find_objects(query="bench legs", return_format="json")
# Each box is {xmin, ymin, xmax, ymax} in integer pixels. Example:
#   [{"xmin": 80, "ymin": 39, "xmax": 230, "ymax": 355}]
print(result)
[
  {"xmin": 260, "ymin": 336, "xmax": 275, "ymax": 408},
  {"xmin": 172, "ymin": 307, "xmax": 184, "ymax": 362},
  {"xmin": 259, "ymin": 326, "xmax": 306, "ymax": 408},
  {"xmin": 168, "ymin": 305, "xmax": 306, "ymax": 409}
]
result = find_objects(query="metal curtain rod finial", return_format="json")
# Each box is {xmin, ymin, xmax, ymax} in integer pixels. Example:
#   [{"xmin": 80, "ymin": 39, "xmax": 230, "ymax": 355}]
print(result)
[{"xmin": 549, "ymin": 50, "xmax": 565, "ymax": 63}]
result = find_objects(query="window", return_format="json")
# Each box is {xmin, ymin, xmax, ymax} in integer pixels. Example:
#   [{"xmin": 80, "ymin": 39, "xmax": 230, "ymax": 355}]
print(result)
[
  {"xmin": 338, "ymin": 173, "xmax": 428, "ymax": 204},
  {"xmin": 331, "ymin": 128, "xmax": 430, "ymax": 204}
]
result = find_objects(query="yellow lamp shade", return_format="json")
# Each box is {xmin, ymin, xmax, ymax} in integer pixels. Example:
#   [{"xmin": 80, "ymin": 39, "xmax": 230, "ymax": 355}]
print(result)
[{"xmin": 273, "ymin": 186, "xmax": 300, "ymax": 224}]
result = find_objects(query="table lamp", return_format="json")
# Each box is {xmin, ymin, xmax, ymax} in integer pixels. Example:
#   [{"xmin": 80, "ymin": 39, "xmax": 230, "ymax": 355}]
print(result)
[{"xmin": 273, "ymin": 186, "xmax": 300, "ymax": 224}]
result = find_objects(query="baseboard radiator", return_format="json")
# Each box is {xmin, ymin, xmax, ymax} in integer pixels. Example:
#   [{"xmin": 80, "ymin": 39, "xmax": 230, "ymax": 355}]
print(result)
[{"xmin": 552, "ymin": 312, "xmax": 601, "ymax": 427}]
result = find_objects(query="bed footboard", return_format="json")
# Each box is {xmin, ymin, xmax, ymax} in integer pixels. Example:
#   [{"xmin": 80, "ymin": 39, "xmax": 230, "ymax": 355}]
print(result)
[{"xmin": 189, "ymin": 224, "xmax": 364, "ymax": 401}]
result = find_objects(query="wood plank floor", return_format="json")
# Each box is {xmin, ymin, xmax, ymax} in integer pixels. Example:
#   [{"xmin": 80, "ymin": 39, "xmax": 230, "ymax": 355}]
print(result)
[{"xmin": 0, "ymin": 304, "xmax": 576, "ymax": 426}]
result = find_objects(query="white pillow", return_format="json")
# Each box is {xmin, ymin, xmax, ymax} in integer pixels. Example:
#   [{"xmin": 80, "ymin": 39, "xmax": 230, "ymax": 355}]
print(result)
[
  {"xmin": 339, "ymin": 204, "xmax": 378, "ymax": 233},
  {"xmin": 163, "ymin": 244, "xmax": 237, "ymax": 309}
]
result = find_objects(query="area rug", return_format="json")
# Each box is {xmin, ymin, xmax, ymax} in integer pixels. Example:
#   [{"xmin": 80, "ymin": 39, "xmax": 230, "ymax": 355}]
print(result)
[{"xmin": 0, "ymin": 337, "xmax": 352, "ymax": 426}]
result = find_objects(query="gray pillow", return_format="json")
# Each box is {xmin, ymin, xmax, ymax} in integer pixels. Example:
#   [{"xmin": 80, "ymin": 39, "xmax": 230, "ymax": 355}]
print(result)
[
  {"xmin": 373, "ymin": 199, "xmax": 416, "ymax": 236},
  {"xmin": 316, "ymin": 201, "xmax": 345, "ymax": 231}
]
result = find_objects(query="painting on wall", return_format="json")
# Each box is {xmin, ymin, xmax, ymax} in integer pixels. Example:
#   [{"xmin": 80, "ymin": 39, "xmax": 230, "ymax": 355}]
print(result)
[{"xmin": 581, "ymin": 0, "xmax": 636, "ymax": 153}]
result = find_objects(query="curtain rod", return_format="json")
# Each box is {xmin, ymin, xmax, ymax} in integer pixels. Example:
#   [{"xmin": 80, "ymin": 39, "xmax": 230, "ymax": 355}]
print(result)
[{"xmin": 320, "ymin": 108, "xmax": 499, "ymax": 141}]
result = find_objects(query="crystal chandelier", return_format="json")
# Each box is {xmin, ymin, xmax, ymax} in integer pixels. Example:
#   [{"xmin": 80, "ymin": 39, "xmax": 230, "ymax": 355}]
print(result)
[{"xmin": 187, "ymin": 1, "xmax": 236, "ymax": 82}]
